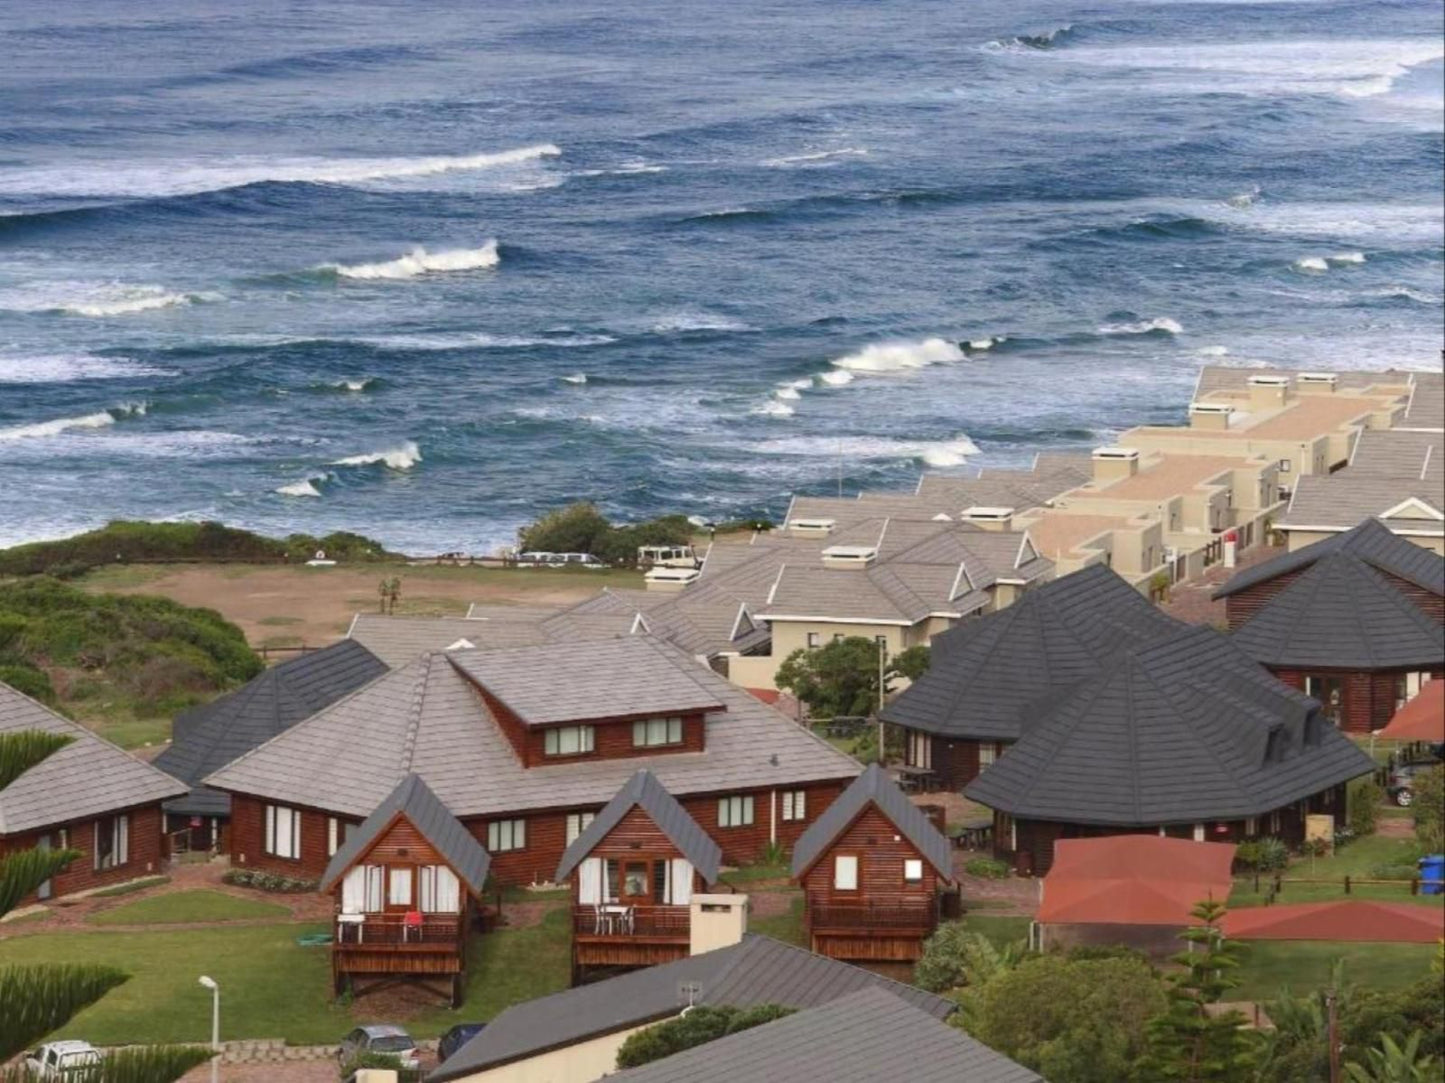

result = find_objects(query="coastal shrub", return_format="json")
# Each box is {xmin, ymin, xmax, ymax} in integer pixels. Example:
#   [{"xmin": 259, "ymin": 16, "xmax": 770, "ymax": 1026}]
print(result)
[
  {"xmin": 339, "ymin": 1052, "xmax": 421, "ymax": 1082},
  {"xmin": 1234, "ymin": 840, "xmax": 1262, "ymax": 870},
  {"xmin": 222, "ymin": 868, "xmax": 317, "ymax": 893},
  {"xmin": 0, "ymin": 664, "xmax": 55, "ymax": 704},
  {"xmin": 516, "ymin": 502, "xmax": 694, "ymax": 566},
  {"xmin": 1255, "ymin": 837, "xmax": 1290, "ymax": 871},
  {"xmin": 1413, "ymin": 766, "xmax": 1445, "ymax": 854},
  {"xmin": 0, "ymin": 520, "xmax": 393, "ymax": 577},
  {"xmin": 964, "ymin": 857, "xmax": 1010, "ymax": 880},
  {"xmin": 615, "ymin": 1004, "xmax": 795, "ymax": 1069},
  {"xmin": 1349, "ymin": 779, "xmax": 1383, "ymax": 837},
  {"xmin": 915, "ymin": 924, "xmax": 1024, "ymax": 993}
]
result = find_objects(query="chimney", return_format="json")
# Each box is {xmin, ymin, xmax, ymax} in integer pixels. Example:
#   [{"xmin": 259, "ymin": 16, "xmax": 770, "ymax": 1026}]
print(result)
[
  {"xmin": 690, "ymin": 893, "xmax": 749, "ymax": 955},
  {"xmin": 821, "ymin": 544, "xmax": 878, "ymax": 568},
  {"xmin": 961, "ymin": 506, "xmax": 1015, "ymax": 532},
  {"xmin": 1091, "ymin": 447, "xmax": 1140, "ymax": 483},
  {"xmin": 1188, "ymin": 402, "xmax": 1234, "ymax": 431},
  {"xmin": 1296, "ymin": 372, "xmax": 1338, "ymax": 395},
  {"xmin": 1248, "ymin": 374, "xmax": 1290, "ymax": 409},
  {"xmin": 644, "ymin": 567, "xmax": 700, "ymax": 592}
]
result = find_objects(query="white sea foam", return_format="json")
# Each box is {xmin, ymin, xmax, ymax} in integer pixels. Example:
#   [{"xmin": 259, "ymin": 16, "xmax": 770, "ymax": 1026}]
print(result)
[
  {"xmin": 0, "ymin": 144, "xmax": 563, "ymax": 199},
  {"xmin": 329, "ymin": 240, "xmax": 499, "ymax": 280},
  {"xmin": 773, "ymin": 383, "xmax": 805, "ymax": 401},
  {"xmin": 1370, "ymin": 286, "xmax": 1441, "ymax": 304},
  {"xmin": 361, "ymin": 330, "xmax": 614, "ymax": 350},
  {"xmin": 1097, "ymin": 317, "xmax": 1183, "ymax": 335},
  {"xmin": 966, "ymin": 336, "xmax": 1004, "ymax": 350},
  {"xmin": 820, "ymin": 369, "xmax": 854, "ymax": 386},
  {"xmin": 1329, "ymin": 251, "xmax": 1367, "ymax": 264},
  {"xmin": 830, "ymin": 337, "xmax": 965, "ymax": 375},
  {"xmin": 572, "ymin": 160, "xmax": 668, "ymax": 177},
  {"xmin": 1226, "ymin": 186, "xmax": 1261, "ymax": 209},
  {"xmin": 1292, "ymin": 256, "xmax": 1330, "ymax": 273},
  {"xmin": 0, "ymin": 401, "xmax": 146, "ymax": 441},
  {"xmin": 649, "ymin": 313, "xmax": 754, "ymax": 333},
  {"xmin": 561, "ymin": 373, "xmax": 588, "ymax": 385},
  {"xmin": 338, "ymin": 377, "xmax": 376, "ymax": 392},
  {"xmin": 753, "ymin": 400, "xmax": 796, "ymax": 418},
  {"xmin": 1198, "ymin": 346, "xmax": 1231, "ymax": 357},
  {"xmin": 276, "ymin": 476, "xmax": 326, "ymax": 498},
  {"xmin": 762, "ymin": 147, "xmax": 868, "ymax": 168},
  {"xmin": 754, "ymin": 433, "xmax": 979, "ymax": 466},
  {"xmin": 0, "ymin": 282, "xmax": 199, "ymax": 318},
  {"xmin": 0, "ymin": 353, "xmax": 165, "ymax": 383},
  {"xmin": 330, "ymin": 440, "xmax": 422, "ymax": 470}
]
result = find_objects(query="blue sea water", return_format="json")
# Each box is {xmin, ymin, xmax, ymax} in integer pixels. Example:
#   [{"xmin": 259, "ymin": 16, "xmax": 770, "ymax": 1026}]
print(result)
[{"xmin": 0, "ymin": 0, "xmax": 1441, "ymax": 553}]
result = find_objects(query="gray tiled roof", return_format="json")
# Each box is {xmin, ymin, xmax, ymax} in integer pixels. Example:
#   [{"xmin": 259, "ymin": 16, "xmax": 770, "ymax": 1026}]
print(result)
[
  {"xmin": 554, "ymin": 769, "xmax": 721, "ymax": 884},
  {"xmin": 882, "ymin": 564, "xmax": 1178, "ymax": 740},
  {"xmin": 0, "ymin": 682, "xmax": 187, "ymax": 835},
  {"xmin": 1214, "ymin": 518, "xmax": 1444, "ymax": 599},
  {"xmin": 1402, "ymin": 371, "xmax": 1444, "ymax": 430},
  {"xmin": 1193, "ymin": 364, "xmax": 1421, "ymax": 397},
  {"xmin": 154, "ymin": 639, "xmax": 388, "ymax": 817},
  {"xmin": 348, "ymin": 615, "xmax": 554, "ymax": 667},
  {"xmin": 607, "ymin": 987, "xmax": 1042, "ymax": 1083},
  {"xmin": 320, "ymin": 773, "xmax": 491, "ymax": 895},
  {"xmin": 790, "ymin": 763, "xmax": 952, "ymax": 880},
  {"xmin": 965, "ymin": 626, "xmax": 1375, "ymax": 825},
  {"xmin": 427, "ymin": 934, "xmax": 954, "ymax": 1082},
  {"xmin": 449, "ymin": 638, "xmax": 725, "ymax": 725},
  {"xmin": 1347, "ymin": 429, "xmax": 1442, "ymax": 486},
  {"xmin": 1231, "ymin": 554, "xmax": 1445, "ymax": 670},
  {"xmin": 1280, "ymin": 476, "xmax": 1443, "ymax": 537},
  {"xmin": 205, "ymin": 638, "xmax": 860, "ymax": 820}
]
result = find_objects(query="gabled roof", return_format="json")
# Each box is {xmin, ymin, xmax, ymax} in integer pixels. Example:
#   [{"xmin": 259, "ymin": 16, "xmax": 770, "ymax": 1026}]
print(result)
[
  {"xmin": 1214, "ymin": 518, "xmax": 1444, "ymax": 599},
  {"xmin": 154, "ymin": 639, "xmax": 388, "ymax": 817},
  {"xmin": 554, "ymin": 770, "xmax": 721, "ymax": 884},
  {"xmin": 449, "ymin": 637, "xmax": 725, "ymax": 725},
  {"xmin": 881, "ymin": 564, "xmax": 1177, "ymax": 740},
  {"xmin": 204, "ymin": 637, "xmax": 860, "ymax": 820},
  {"xmin": 790, "ymin": 763, "xmax": 951, "ymax": 880},
  {"xmin": 1281, "ymin": 478, "xmax": 1444, "ymax": 538},
  {"xmin": 607, "ymin": 987, "xmax": 1042, "ymax": 1083},
  {"xmin": 348, "ymin": 614, "xmax": 554, "ymax": 667},
  {"xmin": 964, "ymin": 626, "xmax": 1375, "ymax": 826},
  {"xmin": 1231, "ymin": 553, "xmax": 1444, "ymax": 670},
  {"xmin": 0, "ymin": 682, "xmax": 187, "ymax": 835},
  {"xmin": 427, "ymin": 934, "xmax": 954, "ymax": 1082},
  {"xmin": 319, "ymin": 773, "xmax": 490, "ymax": 895}
]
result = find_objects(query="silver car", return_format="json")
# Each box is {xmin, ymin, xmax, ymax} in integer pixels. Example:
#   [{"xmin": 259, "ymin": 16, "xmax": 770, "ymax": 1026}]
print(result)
[{"xmin": 338, "ymin": 1024, "xmax": 419, "ymax": 1070}]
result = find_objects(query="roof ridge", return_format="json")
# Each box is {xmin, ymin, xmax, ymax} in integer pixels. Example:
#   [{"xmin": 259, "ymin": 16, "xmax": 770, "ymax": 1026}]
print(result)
[{"xmin": 398, "ymin": 652, "xmax": 433, "ymax": 776}]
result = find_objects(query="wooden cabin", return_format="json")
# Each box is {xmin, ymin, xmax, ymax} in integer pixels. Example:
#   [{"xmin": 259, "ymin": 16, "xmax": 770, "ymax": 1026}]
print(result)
[
  {"xmin": 789, "ymin": 764, "xmax": 954, "ymax": 962},
  {"xmin": 554, "ymin": 770, "xmax": 722, "ymax": 983},
  {"xmin": 319, "ymin": 774, "xmax": 491, "ymax": 1007}
]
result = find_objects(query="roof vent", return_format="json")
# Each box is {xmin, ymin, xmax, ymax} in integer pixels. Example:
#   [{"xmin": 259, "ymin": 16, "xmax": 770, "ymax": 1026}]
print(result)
[
  {"xmin": 961, "ymin": 506, "xmax": 1015, "ymax": 532},
  {"xmin": 787, "ymin": 517, "xmax": 836, "ymax": 535},
  {"xmin": 1188, "ymin": 402, "xmax": 1234, "ymax": 430},
  {"xmin": 1297, "ymin": 372, "xmax": 1338, "ymax": 394},
  {"xmin": 822, "ymin": 544, "xmax": 878, "ymax": 567},
  {"xmin": 645, "ymin": 566, "xmax": 701, "ymax": 592},
  {"xmin": 445, "ymin": 638, "xmax": 476, "ymax": 651},
  {"xmin": 1247, "ymin": 373, "xmax": 1290, "ymax": 408},
  {"xmin": 1091, "ymin": 446, "xmax": 1141, "ymax": 482}
]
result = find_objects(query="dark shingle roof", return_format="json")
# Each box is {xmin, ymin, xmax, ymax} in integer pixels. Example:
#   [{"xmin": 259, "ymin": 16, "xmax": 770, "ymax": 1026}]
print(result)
[
  {"xmin": 881, "ymin": 564, "xmax": 1178, "ymax": 740},
  {"xmin": 154, "ymin": 639, "xmax": 388, "ymax": 817},
  {"xmin": 554, "ymin": 770, "xmax": 722, "ymax": 884},
  {"xmin": 427, "ymin": 934, "xmax": 953, "ymax": 1081},
  {"xmin": 964, "ymin": 626, "xmax": 1375, "ymax": 825},
  {"xmin": 1213, "ymin": 518, "xmax": 1444, "ymax": 599},
  {"xmin": 319, "ymin": 774, "xmax": 490, "ymax": 895},
  {"xmin": 1230, "ymin": 553, "xmax": 1444, "ymax": 670},
  {"xmin": 790, "ymin": 763, "xmax": 952, "ymax": 880},
  {"xmin": 608, "ymin": 987, "xmax": 1041, "ymax": 1083}
]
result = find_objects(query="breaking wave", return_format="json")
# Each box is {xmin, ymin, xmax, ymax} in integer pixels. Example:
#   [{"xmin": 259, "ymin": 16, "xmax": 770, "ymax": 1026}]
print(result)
[
  {"xmin": 754, "ymin": 433, "xmax": 980, "ymax": 467},
  {"xmin": 830, "ymin": 337, "xmax": 965, "ymax": 375},
  {"xmin": 762, "ymin": 147, "xmax": 868, "ymax": 168},
  {"xmin": 329, "ymin": 440, "xmax": 422, "ymax": 470},
  {"xmin": 337, "ymin": 378, "xmax": 377, "ymax": 392},
  {"xmin": 359, "ymin": 330, "xmax": 614, "ymax": 350},
  {"xmin": 0, "ymin": 282, "xmax": 204, "ymax": 318},
  {"xmin": 275, "ymin": 475, "xmax": 327, "ymax": 498},
  {"xmin": 0, "ymin": 402, "xmax": 147, "ymax": 441},
  {"xmin": 998, "ymin": 25, "xmax": 1076, "ymax": 50},
  {"xmin": 0, "ymin": 353, "xmax": 165, "ymax": 383},
  {"xmin": 561, "ymin": 373, "xmax": 588, "ymax": 384},
  {"xmin": 327, "ymin": 240, "xmax": 499, "ymax": 280},
  {"xmin": 752, "ymin": 399, "xmax": 796, "ymax": 418},
  {"xmin": 1292, "ymin": 256, "xmax": 1330, "ymax": 273},
  {"xmin": 1097, "ymin": 317, "xmax": 1183, "ymax": 336}
]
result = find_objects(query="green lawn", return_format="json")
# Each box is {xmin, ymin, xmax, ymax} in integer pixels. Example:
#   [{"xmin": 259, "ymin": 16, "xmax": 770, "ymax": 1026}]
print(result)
[
  {"xmin": 1233, "ymin": 941, "xmax": 1437, "ymax": 1001},
  {"xmin": 1229, "ymin": 834, "xmax": 1435, "ymax": 908},
  {"xmin": 88, "ymin": 890, "xmax": 290, "ymax": 926},
  {"xmin": 749, "ymin": 894, "xmax": 806, "ymax": 947},
  {"xmin": 0, "ymin": 909, "xmax": 573, "ymax": 1045},
  {"xmin": 83, "ymin": 715, "xmax": 173, "ymax": 750},
  {"xmin": 966, "ymin": 914, "xmax": 1032, "ymax": 948}
]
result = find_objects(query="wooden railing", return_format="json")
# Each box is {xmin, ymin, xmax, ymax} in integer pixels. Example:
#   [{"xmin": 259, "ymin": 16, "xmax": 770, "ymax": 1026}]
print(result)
[
  {"xmin": 809, "ymin": 901, "xmax": 938, "ymax": 932},
  {"xmin": 571, "ymin": 905, "xmax": 690, "ymax": 939},
  {"xmin": 334, "ymin": 913, "xmax": 463, "ymax": 947}
]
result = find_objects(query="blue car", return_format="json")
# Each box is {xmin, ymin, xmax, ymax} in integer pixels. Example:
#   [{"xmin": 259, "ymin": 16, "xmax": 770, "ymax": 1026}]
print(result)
[{"xmin": 437, "ymin": 1023, "xmax": 486, "ymax": 1064}]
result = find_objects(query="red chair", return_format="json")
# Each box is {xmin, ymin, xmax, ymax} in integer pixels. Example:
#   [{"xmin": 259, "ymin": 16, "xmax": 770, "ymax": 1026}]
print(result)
[{"xmin": 403, "ymin": 910, "xmax": 423, "ymax": 942}]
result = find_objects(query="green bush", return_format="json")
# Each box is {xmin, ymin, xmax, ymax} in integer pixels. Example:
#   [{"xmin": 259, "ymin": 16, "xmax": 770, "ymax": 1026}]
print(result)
[
  {"xmin": 0, "ymin": 663, "xmax": 55, "ymax": 703},
  {"xmin": 964, "ymin": 857, "xmax": 1010, "ymax": 880},
  {"xmin": 517, "ymin": 502, "xmax": 695, "ymax": 566},
  {"xmin": 615, "ymin": 1004, "xmax": 795, "ymax": 1069},
  {"xmin": 1256, "ymin": 837, "xmax": 1290, "ymax": 871},
  {"xmin": 1349, "ymin": 779, "xmax": 1383, "ymax": 837},
  {"xmin": 339, "ymin": 1052, "xmax": 421, "ymax": 1082},
  {"xmin": 915, "ymin": 923, "xmax": 1023, "ymax": 993},
  {"xmin": 221, "ymin": 868, "xmax": 318, "ymax": 893},
  {"xmin": 1412, "ymin": 765, "xmax": 1444, "ymax": 855}
]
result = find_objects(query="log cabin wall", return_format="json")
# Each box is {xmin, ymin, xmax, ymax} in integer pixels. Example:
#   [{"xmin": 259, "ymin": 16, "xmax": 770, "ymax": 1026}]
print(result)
[
  {"xmin": 584, "ymin": 807, "xmax": 682, "ymax": 862},
  {"xmin": 1225, "ymin": 566, "xmax": 1442, "ymax": 630},
  {"xmin": 229, "ymin": 796, "xmax": 333, "ymax": 879},
  {"xmin": 1270, "ymin": 667, "xmax": 1444, "ymax": 734},
  {"xmin": 527, "ymin": 713, "xmax": 707, "ymax": 766},
  {"xmin": 1, "ymin": 804, "xmax": 165, "ymax": 904},
  {"xmin": 358, "ymin": 817, "xmax": 443, "ymax": 866},
  {"xmin": 800, "ymin": 806, "xmax": 938, "ymax": 909}
]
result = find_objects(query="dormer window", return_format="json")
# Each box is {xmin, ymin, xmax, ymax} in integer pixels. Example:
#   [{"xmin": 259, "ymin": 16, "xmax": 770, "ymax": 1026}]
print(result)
[
  {"xmin": 544, "ymin": 725, "xmax": 595, "ymax": 757},
  {"xmin": 633, "ymin": 717, "xmax": 684, "ymax": 748}
]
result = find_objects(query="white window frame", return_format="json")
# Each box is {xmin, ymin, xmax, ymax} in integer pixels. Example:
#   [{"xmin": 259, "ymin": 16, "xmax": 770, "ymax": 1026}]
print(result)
[
  {"xmin": 1278, "ymin": 459, "xmax": 1291, "ymax": 474},
  {"xmin": 978, "ymin": 742, "xmax": 998, "ymax": 768},
  {"xmin": 544, "ymin": 725, "xmax": 595, "ymax": 757},
  {"xmin": 717, "ymin": 794, "xmax": 754, "ymax": 828},
  {"xmin": 632, "ymin": 716, "xmax": 684, "ymax": 748},
  {"xmin": 903, "ymin": 858, "xmax": 924, "ymax": 883},
  {"xmin": 565, "ymin": 811, "xmax": 596, "ymax": 845},
  {"xmin": 264, "ymin": 805, "xmax": 300, "ymax": 860},
  {"xmin": 94, "ymin": 814, "xmax": 129, "ymax": 871},
  {"xmin": 488, "ymin": 819, "xmax": 527, "ymax": 852},
  {"xmin": 807, "ymin": 632, "xmax": 821, "ymax": 649},
  {"xmin": 388, "ymin": 867, "xmax": 413, "ymax": 907},
  {"xmin": 907, "ymin": 731, "xmax": 931, "ymax": 770},
  {"xmin": 834, "ymin": 854, "xmax": 859, "ymax": 891},
  {"xmin": 781, "ymin": 790, "xmax": 806, "ymax": 822}
]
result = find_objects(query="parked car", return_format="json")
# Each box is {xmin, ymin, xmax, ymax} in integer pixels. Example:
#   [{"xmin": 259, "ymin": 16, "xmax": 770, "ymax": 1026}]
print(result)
[
  {"xmin": 437, "ymin": 1023, "xmax": 486, "ymax": 1064},
  {"xmin": 338, "ymin": 1024, "xmax": 419, "ymax": 1070},
  {"xmin": 1387, "ymin": 759, "xmax": 1439, "ymax": 806},
  {"xmin": 25, "ymin": 1041, "xmax": 102, "ymax": 1079}
]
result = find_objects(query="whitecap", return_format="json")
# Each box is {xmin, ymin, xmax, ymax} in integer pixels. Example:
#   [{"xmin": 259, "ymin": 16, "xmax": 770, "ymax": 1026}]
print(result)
[
  {"xmin": 360, "ymin": 330, "xmax": 613, "ymax": 350},
  {"xmin": 275, "ymin": 476, "xmax": 326, "ymax": 498},
  {"xmin": 1292, "ymin": 256, "xmax": 1330, "ymax": 273},
  {"xmin": 831, "ymin": 337, "xmax": 965, "ymax": 374},
  {"xmin": 338, "ymin": 378, "xmax": 375, "ymax": 392},
  {"xmin": 330, "ymin": 440, "xmax": 422, "ymax": 470},
  {"xmin": 561, "ymin": 373, "xmax": 588, "ymax": 384},
  {"xmin": 650, "ymin": 313, "xmax": 754, "ymax": 334},
  {"xmin": 762, "ymin": 147, "xmax": 868, "ymax": 168},
  {"xmin": 1328, "ymin": 251, "xmax": 1367, "ymax": 264},
  {"xmin": 1198, "ymin": 345, "xmax": 1231, "ymax": 357},
  {"xmin": 0, "ymin": 401, "xmax": 146, "ymax": 441},
  {"xmin": 1226, "ymin": 186, "xmax": 1261, "ymax": 209},
  {"xmin": 0, "ymin": 353, "xmax": 165, "ymax": 383},
  {"xmin": 753, "ymin": 400, "xmax": 796, "ymax": 418},
  {"xmin": 1097, "ymin": 317, "xmax": 1184, "ymax": 335},
  {"xmin": 328, "ymin": 240, "xmax": 499, "ymax": 280},
  {"xmin": 819, "ymin": 369, "xmax": 854, "ymax": 386},
  {"xmin": 966, "ymin": 336, "xmax": 1005, "ymax": 350},
  {"xmin": 754, "ymin": 433, "xmax": 979, "ymax": 466},
  {"xmin": 0, "ymin": 282, "xmax": 199, "ymax": 318}
]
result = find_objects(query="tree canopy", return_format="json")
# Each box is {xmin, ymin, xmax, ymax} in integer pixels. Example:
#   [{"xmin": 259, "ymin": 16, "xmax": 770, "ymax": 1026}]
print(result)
[
  {"xmin": 775, "ymin": 637, "xmax": 929, "ymax": 719},
  {"xmin": 517, "ymin": 502, "xmax": 694, "ymax": 566},
  {"xmin": 614, "ymin": 1004, "xmax": 795, "ymax": 1069}
]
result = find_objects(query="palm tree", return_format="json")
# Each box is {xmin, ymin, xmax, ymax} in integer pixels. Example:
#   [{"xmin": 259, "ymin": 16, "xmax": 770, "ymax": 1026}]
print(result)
[{"xmin": 1, "ymin": 730, "xmax": 211, "ymax": 1082}]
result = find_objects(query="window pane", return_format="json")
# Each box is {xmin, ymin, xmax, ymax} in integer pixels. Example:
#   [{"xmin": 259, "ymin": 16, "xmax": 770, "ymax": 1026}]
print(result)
[
  {"xmin": 559, "ymin": 728, "xmax": 579, "ymax": 755},
  {"xmin": 834, "ymin": 855, "xmax": 858, "ymax": 890},
  {"xmin": 514, "ymin": 819, "xmax": 525, "ymax": 849},
  {"xmin": 904, "ymin": 859, "xmax": 923, "ymax": 882},
  {"xmin": 633, "ymin": 720, "xmax": 646, "ymax": 746},
  {"xmin": 668, "ymin": 717, "xmax": 682, "ymax": 743},
  {"xmin": 742, "ymin": 796, "xmax": 754, "ymax": 825},
  {"xmin": 545, "ymin": 730, "xmax": 559, "ymax": 755}
]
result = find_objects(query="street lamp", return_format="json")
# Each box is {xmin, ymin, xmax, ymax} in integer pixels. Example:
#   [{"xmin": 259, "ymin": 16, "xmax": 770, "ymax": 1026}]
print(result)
[{"xmin": 198, "ymin": 976, "xmax": 219, "ymax": 1083}]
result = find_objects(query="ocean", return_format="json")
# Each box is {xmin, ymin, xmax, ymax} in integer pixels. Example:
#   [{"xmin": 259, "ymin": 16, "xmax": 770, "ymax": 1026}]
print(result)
[{"xmin": 1, "ymin": 0, "xmax": 1441, "ymax": 554}]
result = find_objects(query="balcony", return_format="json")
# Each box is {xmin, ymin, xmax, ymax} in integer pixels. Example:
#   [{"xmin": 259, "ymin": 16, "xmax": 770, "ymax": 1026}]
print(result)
[
  {"xmin": 570, "ymin": 904, "xmax": 690, "ymax": 940},
  {"xmin": 808, "ymin": 900, "xmax": 938, "ymax": 934},
  {"xmin": 334, "ymin": 912, "xmax": 464, "ymax": 951}
]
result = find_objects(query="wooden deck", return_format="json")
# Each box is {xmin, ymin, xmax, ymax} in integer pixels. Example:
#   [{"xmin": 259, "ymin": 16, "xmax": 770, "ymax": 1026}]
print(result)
[
  {"xmin": 332, "ymin": 914, "xmax": 468, "ymax": 1003},
  {"xmin": 570, "ymin": 905, "xmax": 690, "ymax": 978},
  {"xmin": 806, "ymin": 900, "xmax": 939, "ymax": 962}
]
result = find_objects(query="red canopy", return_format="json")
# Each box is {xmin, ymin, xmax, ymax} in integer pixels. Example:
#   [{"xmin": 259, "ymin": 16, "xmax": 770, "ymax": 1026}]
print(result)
[
  {"xmin": 1223, "ymin": 900, "xmax": 1444, "ymax": 943},
  {"xmin": 1038, "ymin": 836, "xmax": 1236, "ymax": 926},
  {"xmin": 1376, "ymin": 680, "xmax": 1444, "ymax": 743}
]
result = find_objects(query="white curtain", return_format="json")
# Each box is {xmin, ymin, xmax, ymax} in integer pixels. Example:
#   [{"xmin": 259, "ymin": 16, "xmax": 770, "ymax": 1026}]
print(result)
[
  {"xmin": 388, "ymin": 867, "xmax": 413, "ymax": 907},
  {"xmin": 117, "ymin": 816, "xmax": 129, "ymax": 865},
  {"xmin": 435, "ymin": 867, "xmax": 460, "ymax": 913},
  {"xmin": 578, "ymin": 858, "xmax": 602, "ymax": 905},
  {"xmin": 668, "ymin": 859, "xmax": 694, "ymax": 905},
  {"xmin": 364, "ymin": 866, "xmax": 384, "ymax": 912},
  {"xmin": 419, "ymin": 866, "xmax": 435, "ymax": 912},
  {"xmin": 341, "ymin": 867, "xmax": 366, "ymax": 913}
]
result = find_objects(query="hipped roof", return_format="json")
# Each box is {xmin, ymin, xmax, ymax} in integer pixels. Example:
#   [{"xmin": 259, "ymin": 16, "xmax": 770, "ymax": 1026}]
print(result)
[
  {"xmin": 554, "ymin": 770, "xmax": 721, "ymax": 884},
  {"xmin": 1213, "ymin": 518, "xmax": 1444, "ymax": 599},
  {"xmin": 320, "ymin": 773, "xmax": 490, "ymax": 895},
  {"xmin": 790, "ymin": 763, "xmax": 952, "ymax": 880},
  {"xmin": 1222, "ymin": 900, "xmax": 1445, "ymax": 944},
  {"xmin": 1377, "ymin": 680, "xmax": 1444, "ymax": 742},
  {"xmin": 1038, "ymin": 837, "xmax": 1236, "ymax": 926}
]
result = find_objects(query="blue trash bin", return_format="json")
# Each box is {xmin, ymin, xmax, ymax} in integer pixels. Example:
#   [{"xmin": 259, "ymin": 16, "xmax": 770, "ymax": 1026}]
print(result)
[{"xmin": 1418, "ymin": 854, "xmax": 1445, "ymax": 896}]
